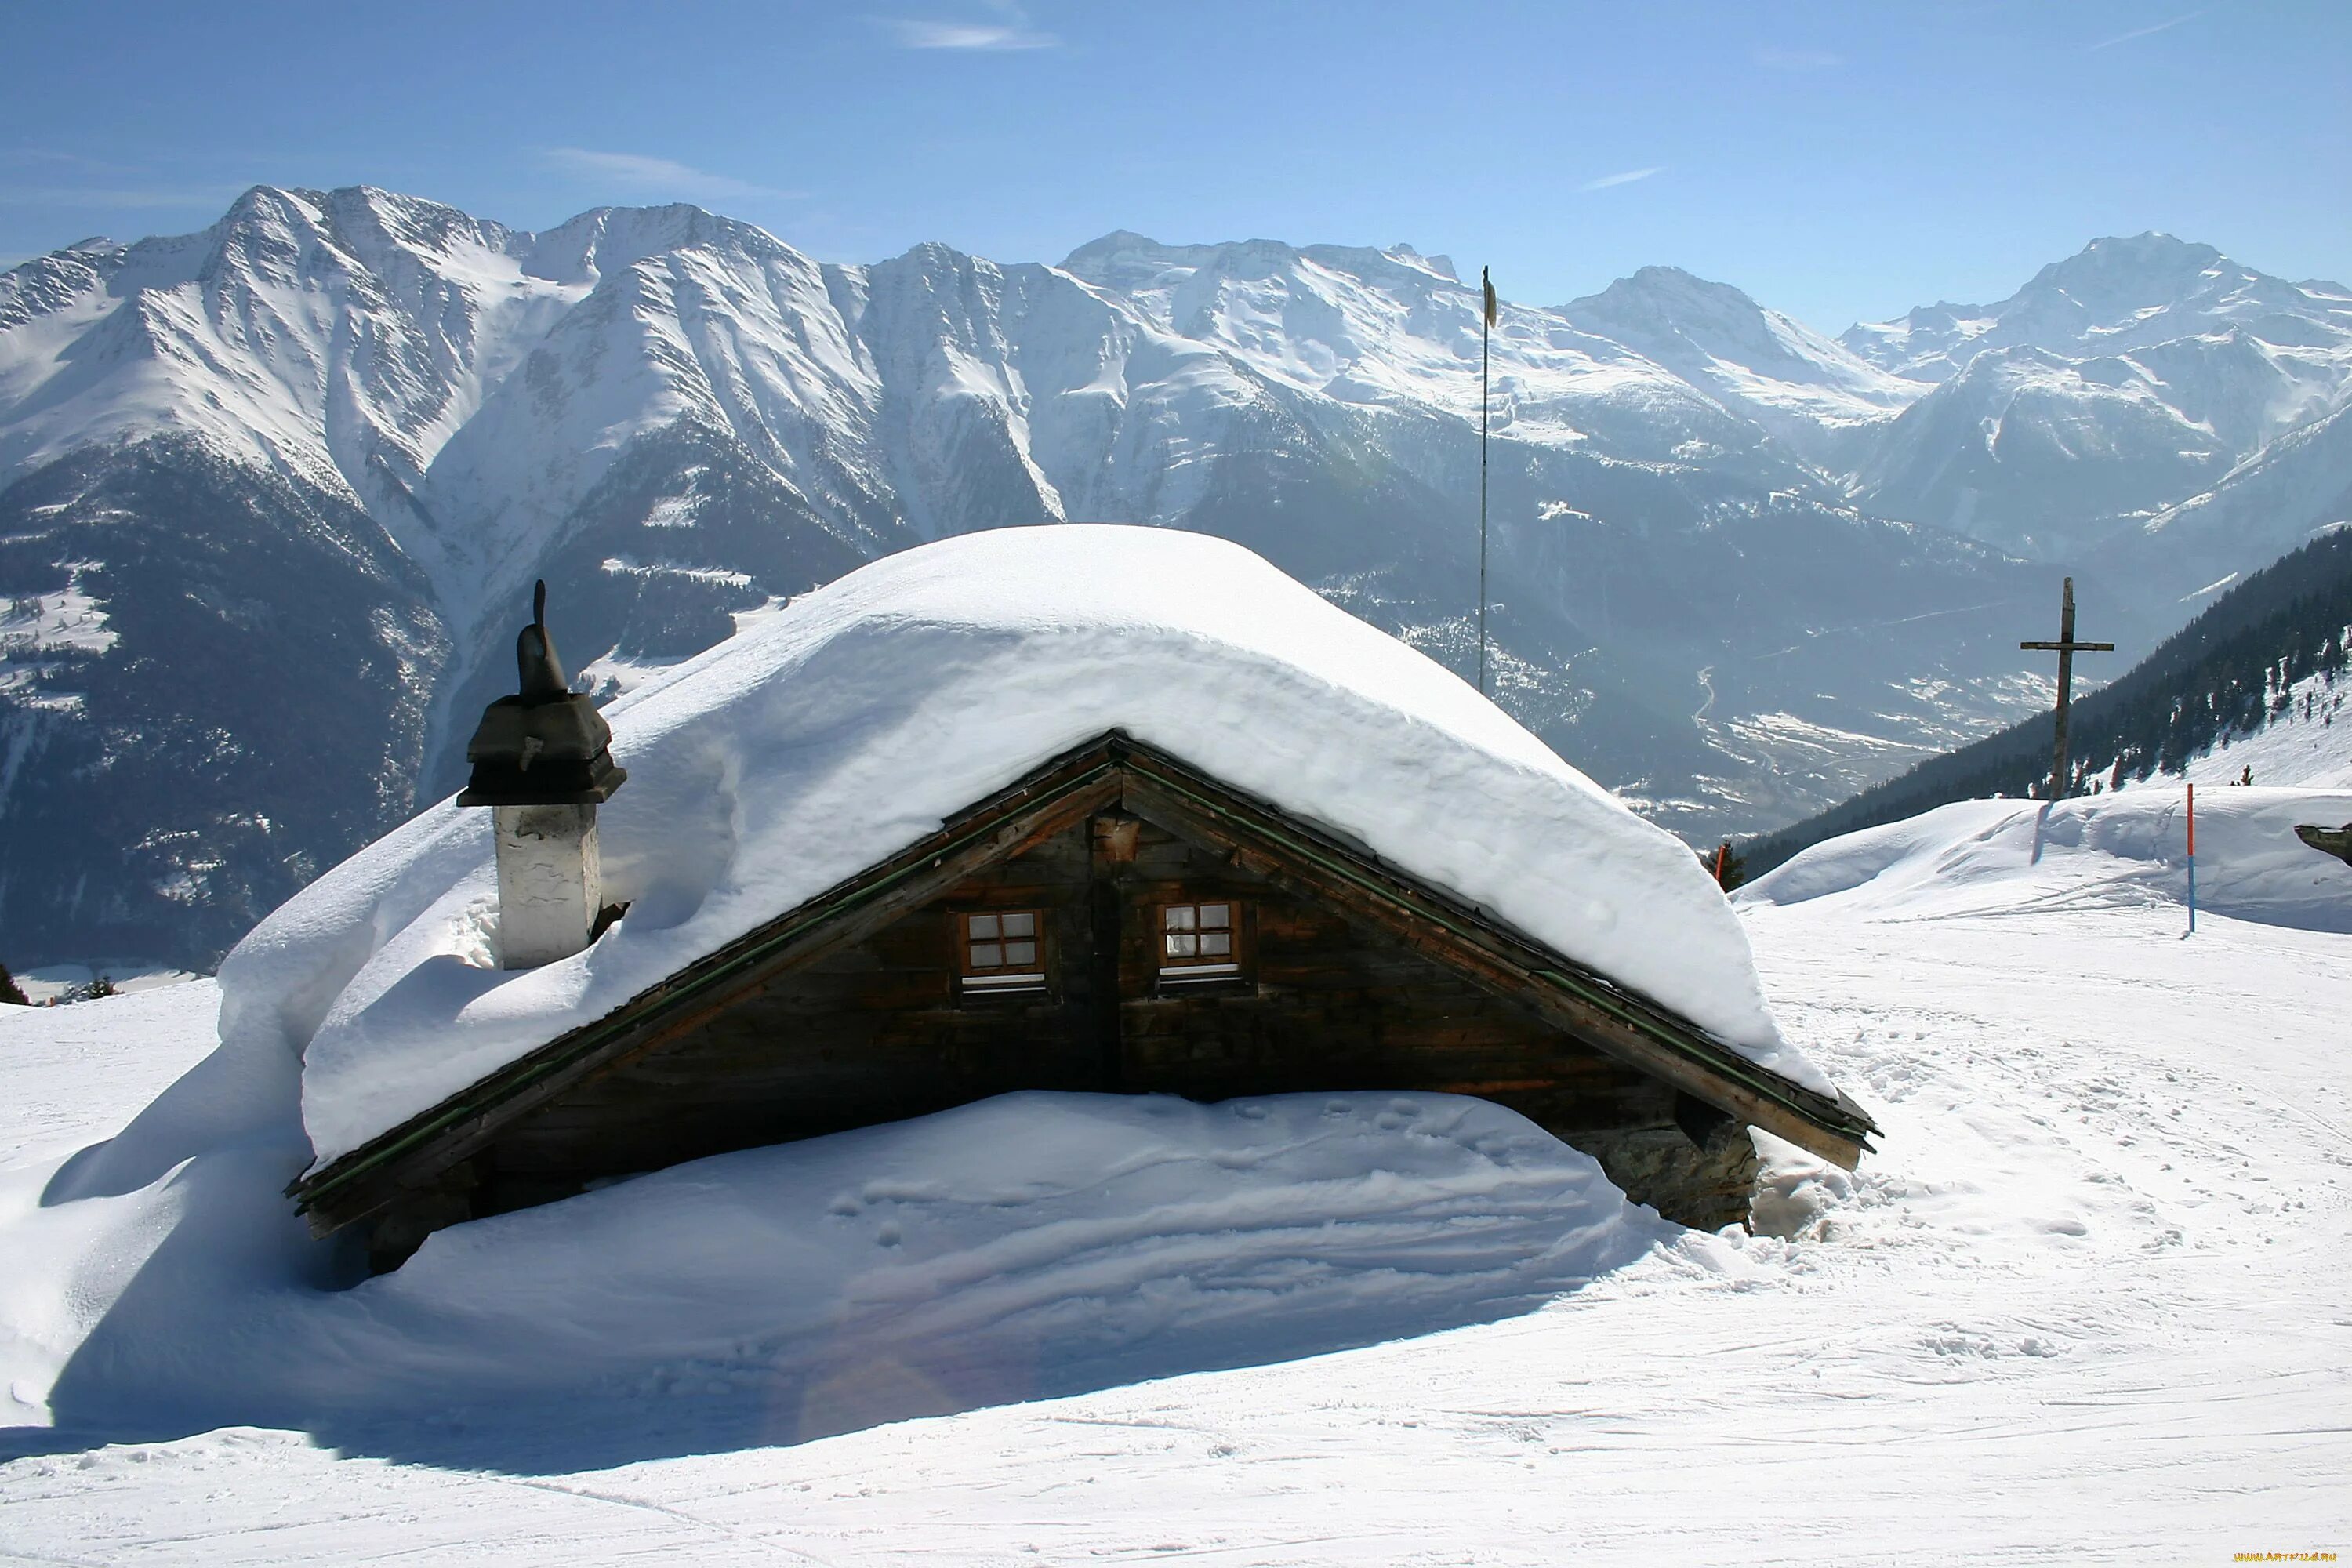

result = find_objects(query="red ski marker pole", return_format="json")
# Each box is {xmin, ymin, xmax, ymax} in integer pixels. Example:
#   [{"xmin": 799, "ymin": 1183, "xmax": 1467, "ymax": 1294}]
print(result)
[{"xmin": 2185, "ymin": 781, "xmax": 2197, "ymax": 937}]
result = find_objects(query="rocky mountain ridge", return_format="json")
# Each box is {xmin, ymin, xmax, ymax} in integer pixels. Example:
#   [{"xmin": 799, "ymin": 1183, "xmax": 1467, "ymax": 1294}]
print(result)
[{"xmin": 3, "ymin": 188, "xmax": 2345, "ymax": 967}]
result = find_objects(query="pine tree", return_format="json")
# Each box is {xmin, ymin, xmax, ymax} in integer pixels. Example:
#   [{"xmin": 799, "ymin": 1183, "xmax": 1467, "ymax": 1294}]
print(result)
[
  {"xmin": 0, "ymin": 964, "xmax": 26, "ymax": 1007},
  {"xmin": 56, "ymin": 974, "xmax": 119, "ymax": 1004}
]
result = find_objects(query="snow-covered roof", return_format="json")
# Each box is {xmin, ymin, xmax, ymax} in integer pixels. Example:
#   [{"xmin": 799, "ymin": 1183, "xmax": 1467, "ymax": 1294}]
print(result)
[{"xmin": 222, "ymin": 525, "xmax": 1826, "ymax": 1166}]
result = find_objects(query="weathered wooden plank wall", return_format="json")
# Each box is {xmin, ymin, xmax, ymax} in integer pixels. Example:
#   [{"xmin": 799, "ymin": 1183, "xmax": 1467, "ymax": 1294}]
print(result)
[
  {"xmin": 463, "ymin": 818, "xmax": 1712, "ymax": 1232},
  {"xmin": 376, "ymin": 801, "xmax": 1747, "ymax": 1264}
]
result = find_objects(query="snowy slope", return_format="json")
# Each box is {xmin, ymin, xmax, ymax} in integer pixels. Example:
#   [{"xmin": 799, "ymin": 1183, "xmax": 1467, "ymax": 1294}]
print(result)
[
  {"xmin": 1741, "ymin": 784, "xmax": 2352, "ymax": 932},
  {"xmin": 2134, "ymin": 401, "xmax": 2352, "ymax": 590},
  {"xmin": 0, "ymin": 1008, "xmax": 1666, "ymax": 1459},
  {"xmin": 1843, "ymin": 234, "xmax": 2352, "ymax": 558},
  {"xmin": 1058, "ymin": 232, "xmax": 1788, "ymax": 466},
  {"xmin": 4, "ymin": 789, "xmax": 2348, "ymax": 1562},
  {"xmin": 0, "ymin": 187, "xmax": 587, "ymax": 600},
  {"xmin": 1853, "ymin": 344, "xmax": 2239, "ymax": 553},
  {"xmin": 252, "ymin": 526, "xmax": 1818, "ymax": 1163},
  {"xmin": 1843, "ymin": 231, "xmax": 2352, "ymax": 390},
  {"xmin": 0, "ymin": 982, "xmax": 220, "ymax": 1165},
  {"xmin": 1558, "ymin": 264, "xmax": 1926, "ymax": 459}
]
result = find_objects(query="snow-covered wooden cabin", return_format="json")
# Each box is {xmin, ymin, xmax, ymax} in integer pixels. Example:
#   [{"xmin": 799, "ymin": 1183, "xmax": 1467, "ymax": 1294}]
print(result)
[{"xmin": 281, "ymin": 527, "xmax": 1875, "ymax": 1268}]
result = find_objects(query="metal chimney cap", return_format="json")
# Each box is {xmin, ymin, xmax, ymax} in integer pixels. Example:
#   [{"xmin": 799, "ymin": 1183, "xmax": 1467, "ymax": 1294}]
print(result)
[{"xmin": 457, "ymin": 581, "xmax": 629, "ymax": 808}]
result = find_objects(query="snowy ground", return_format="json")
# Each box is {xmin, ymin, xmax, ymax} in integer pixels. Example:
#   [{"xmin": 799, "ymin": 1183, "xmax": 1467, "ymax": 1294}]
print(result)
[{"xmin": 4, "ymin": 808, "xmax": 2350, "ymax": 1563}]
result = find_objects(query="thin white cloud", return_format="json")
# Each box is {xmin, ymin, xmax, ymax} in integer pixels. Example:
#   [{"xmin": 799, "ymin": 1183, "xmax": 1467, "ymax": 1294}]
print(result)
[
  {"xmin": 882, "ymin": 2, "xmax": 1056, "ymax": 49},
  {"xmin": 1580, "ymin": 166, "xmax": 1663, "ymax": 193},
  {"xmin": 1755, "ymin": 45, "xmax": 1844, "ymax": 69},
  {"xmin": 543, "ymin": 148, "xmax": 799, "ymax": 203},
  {"xmin": 887, "ymin": 19, "xmax": 1057, "ymax": 48},
  {"xmin": 2085, "ymin": 9, "xmax": 2203, "ymax": 50}
]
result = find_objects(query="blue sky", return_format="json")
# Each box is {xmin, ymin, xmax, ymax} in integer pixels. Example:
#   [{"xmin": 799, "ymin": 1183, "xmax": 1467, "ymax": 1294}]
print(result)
[{"xmin": 4, "ymin": 1, "xmax": 2345, "ymax": 331}]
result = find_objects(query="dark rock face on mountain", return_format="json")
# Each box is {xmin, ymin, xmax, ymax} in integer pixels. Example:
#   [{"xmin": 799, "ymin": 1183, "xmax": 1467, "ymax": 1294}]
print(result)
[
  {"xmin": 0, "ymin": 439, "xmax": 444, "ymax": 964},
  {"xmin": 2, "ymin": 192, "xmax": 2342, "ymax": 969}
]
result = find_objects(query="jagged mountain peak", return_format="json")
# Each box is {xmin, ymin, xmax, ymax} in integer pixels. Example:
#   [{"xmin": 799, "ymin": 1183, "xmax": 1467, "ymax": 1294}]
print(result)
[
  {"xmin": 1059, "ymin": 230, "xmax": 1275, "ymax": 295},
  {"xmin": 524, "ymin": 201, "xmax": 797, "ymax": 287},
  {"xmin": 1380, "ymin": 242, "xmax": 1458, "ymax": 281},
  {"xmin": 1557, "ymin": 263, "xmax": 1925, "ymax": 448},
  {"xmin": 204, "ymin": 182, "xmax": 505, "ymax": 249},
  {"xmin": 1571, "ymin": 263, "xmax": 1762, "ymax": 310},
  {"xmin": 1061, "ymin": 230, "xmax": 1460, "ymax": 302},
  {"xmin": 1559, "ymin": 266, "xmax": 1795, "ymax": 358},
  {"xmin": 2024, "ymin": 230, "xmax": 2227, "ymax": 299},
  {"xmin": 1058, "ymin": 227, "xmax": 1163, "ymax": 267},
  {"xmin": 1842, "ymin": 232, "xmax": 2352, "ymax": 386}
]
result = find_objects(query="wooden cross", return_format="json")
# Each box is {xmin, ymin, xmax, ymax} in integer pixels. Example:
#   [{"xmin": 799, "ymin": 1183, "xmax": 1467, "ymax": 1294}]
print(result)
[{"xmin": 2021, "ymin": 576, "xmax": 2114, "ymax": 800}]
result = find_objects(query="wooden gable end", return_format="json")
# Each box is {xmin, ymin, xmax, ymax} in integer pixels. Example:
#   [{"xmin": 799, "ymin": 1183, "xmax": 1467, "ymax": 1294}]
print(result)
[
  {"xmin": 463, "ymin": 808, "xmax": 1689, "ymax": 1221},
  {"xmin": 293, "ymin": 733, "xmax": 1876, "ymax": 1262}
]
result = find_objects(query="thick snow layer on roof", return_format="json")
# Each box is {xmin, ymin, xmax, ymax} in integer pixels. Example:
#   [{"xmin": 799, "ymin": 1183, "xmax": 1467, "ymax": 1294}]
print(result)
[{"xmin": 233, "ymin": 524, "xmax": 1821, "ymax": 1166}]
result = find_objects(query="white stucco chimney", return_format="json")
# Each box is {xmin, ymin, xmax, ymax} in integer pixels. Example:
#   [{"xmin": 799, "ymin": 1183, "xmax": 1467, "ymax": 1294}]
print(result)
[
  {"xmin": 456, "ymin": 582, "xmax": 628, "ymax": 969},
  {"xmin": 491, "ymin": 804, "xmax": 604, "ymax": 968}
]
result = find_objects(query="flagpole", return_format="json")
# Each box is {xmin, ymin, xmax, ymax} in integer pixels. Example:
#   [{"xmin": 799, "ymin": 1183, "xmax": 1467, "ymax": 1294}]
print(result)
[{"xmin": 1478, "ymin": 266, "xmax": 1492, "ymax": 699}]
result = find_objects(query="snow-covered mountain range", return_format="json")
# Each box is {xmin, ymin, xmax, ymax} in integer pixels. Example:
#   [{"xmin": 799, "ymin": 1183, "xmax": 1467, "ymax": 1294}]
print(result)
[
  {"xmin": 1844, "ymin": 234, "xmax": 2352, "ymax": 556},
  {"xmin": 4, "ymin": 186, "xmax": 2347, "ymax": 967}
]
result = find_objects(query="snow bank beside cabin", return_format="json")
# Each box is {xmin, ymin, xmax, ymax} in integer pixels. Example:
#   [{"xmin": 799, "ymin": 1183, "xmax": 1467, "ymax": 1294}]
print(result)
[
  {"xmin": 234, "ymin": 524, "xmax": 1816, "ymax": 1165},
  {"xmin": 2, "ymin": 1087, "xmax": 1671, "ymax": 1452},
  {"xmin": 1741, "ymin": 785, "xmax": 2352, "ymax": 930}
]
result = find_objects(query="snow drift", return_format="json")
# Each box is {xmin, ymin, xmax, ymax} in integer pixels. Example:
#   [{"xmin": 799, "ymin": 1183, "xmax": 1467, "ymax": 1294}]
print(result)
[
  {"xmin": 232, "ymin": 524, "xmax": 1820, "ymax": 1167},
  {"xmin": 0, "ymin": 980, "xmax": 1671, "ymax": 1464},
  {"xmin": 1741, "ymin": 784, "xmax": 2352, "ymax": 931}
]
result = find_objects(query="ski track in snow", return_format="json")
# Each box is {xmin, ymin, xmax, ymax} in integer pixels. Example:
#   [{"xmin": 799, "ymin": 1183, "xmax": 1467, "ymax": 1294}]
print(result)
[{"xmin": 2, "ymin": 885, "xmax": 2347, "ymax": 1563}]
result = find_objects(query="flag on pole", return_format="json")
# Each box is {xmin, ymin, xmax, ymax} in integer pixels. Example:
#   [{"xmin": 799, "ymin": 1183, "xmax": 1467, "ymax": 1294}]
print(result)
[{"xmin": 1477, "ymin": 268, "xmax": 1493, "ymax": 698}]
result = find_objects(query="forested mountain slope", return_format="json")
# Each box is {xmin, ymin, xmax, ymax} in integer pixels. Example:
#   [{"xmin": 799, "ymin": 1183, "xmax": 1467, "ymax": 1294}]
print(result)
[{"xmin": 1744, "ymin": 528, "xmax": 2352, "ymax": 877}]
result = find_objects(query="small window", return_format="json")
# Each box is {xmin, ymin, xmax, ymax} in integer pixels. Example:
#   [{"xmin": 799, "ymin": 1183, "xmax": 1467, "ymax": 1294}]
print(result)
[
  {"xmin": 959, "ymin": 909, "xmax": 1047, "ymax": 993},
  {"xmin": 1160, "ymin": 900, "xmax": 1243, "ymax": 982}
]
